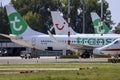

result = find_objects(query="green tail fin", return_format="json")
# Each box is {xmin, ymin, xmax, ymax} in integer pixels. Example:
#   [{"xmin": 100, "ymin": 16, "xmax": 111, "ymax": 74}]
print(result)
[
  {"xmin": 91, "ymin": 12, "xmax": 110, "ymax": 34},
  {"xmin": 6, "ymin": 4, "xmax": 44, "ymax": 36}
]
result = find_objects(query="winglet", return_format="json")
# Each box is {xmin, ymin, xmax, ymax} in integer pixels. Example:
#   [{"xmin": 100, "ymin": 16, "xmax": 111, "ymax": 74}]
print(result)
[
  {"xmin": 47, "ymin": 30, "xmax": 76, "ymax": 52},
  {"xmin": 47, "ymin": 30, "xmax": 58, "ymax": 43}
]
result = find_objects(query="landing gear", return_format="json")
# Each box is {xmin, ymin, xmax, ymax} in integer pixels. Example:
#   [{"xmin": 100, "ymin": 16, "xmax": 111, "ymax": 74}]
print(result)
[
  {"xmin": 81, "ymin": 53, "xmax": 90, "ymax": 58},
  {"xmin": 80, "ymin": 50, "xmax": 93, "ymax": 58},
  {"xmin": 20, "ymin": 51, "xmax": 31, "ymax": 59},
  {"xmin": 31, "ymin": 48, "xmax": 36, "ymax": 58}
]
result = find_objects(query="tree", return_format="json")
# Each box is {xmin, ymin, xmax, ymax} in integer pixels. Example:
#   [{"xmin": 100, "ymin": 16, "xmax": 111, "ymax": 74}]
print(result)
[
  {"xmin": 69, "ymin": 0, "xmax": 113, "ymax": 33},
  {"xmin": 0, "ymin": 7, "xmax": 10, "ymax": 39},
  {"xmin": 0, "ymin": 0, "xmax": 113, "ymax": 35},
  {"xmin": 114, "ymin": 23, "xmax": 120, "ymax": 34},
  {"xmin": 50, "ymin": 0, "xmax": 113, "ymax": 33},
  {"xmin": 23, "ymin": 11, "xmax": 42, "ymax": 32}
]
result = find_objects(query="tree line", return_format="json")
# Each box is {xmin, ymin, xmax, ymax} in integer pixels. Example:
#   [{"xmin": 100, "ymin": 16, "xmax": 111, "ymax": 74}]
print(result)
[{"xmin": 1, "ymin": 0, "xmax": 118, "ymax": 39}]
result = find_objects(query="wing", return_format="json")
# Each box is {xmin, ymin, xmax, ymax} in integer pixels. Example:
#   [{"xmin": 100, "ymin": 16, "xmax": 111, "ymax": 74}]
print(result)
[
  {"xmin": 48, "ymin": 31, "xmax": 77, "ymax": 52},
  {"xmin": 70, "ymin": 43, "xmax": 95, "ymax": 50},
  {"xmin": 48, "ymin": 31, "xmax": 94, "ymax": 51}
]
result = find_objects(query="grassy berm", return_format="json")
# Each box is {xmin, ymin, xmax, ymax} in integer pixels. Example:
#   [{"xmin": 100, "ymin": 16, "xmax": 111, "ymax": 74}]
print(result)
[{"xmin": 0, "ymin": 63, "xmax": 119, "ymax": 80}]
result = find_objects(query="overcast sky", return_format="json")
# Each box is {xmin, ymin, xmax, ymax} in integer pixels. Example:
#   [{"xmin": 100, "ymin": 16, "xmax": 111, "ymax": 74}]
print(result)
[
  {"xmin": 107, "ymin": 0, "xmax": 120, "ymax": 27},
  {"xmin": 1, "ymin": 0, "xmax": 10, "ymax": 6},
  {"xmin": 1, "ymin": 0, "xmax": 120, "ymax": 27}
]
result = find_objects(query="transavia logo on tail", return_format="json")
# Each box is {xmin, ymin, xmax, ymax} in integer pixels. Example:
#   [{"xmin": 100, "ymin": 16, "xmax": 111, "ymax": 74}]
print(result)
[
  {"xmin": 93, "ymin": 19, "xmax": 109, "ymax": 34},
  {"xmin": 95, "ymin": 21, "xmax": 105, "ymax": 34},
  {"xmin": 55, "ymin": 22, "xmax": 66, "ymax": 30},
  {"xmin": 8, "ymin": 12, "xmax": 27, "ymax": 35}
]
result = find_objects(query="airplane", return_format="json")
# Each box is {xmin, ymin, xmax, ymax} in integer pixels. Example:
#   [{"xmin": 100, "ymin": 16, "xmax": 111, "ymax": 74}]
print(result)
[
  {"xmin": 93, "ymin": 38, "xmax": 120, "ymax": 56},
  {"xmin": 51, "ymin": 11, "xmax": 120, "ymax": 57},
  {"xmin": 51, "ymin": 11, "xmax": 112, "ymax": 35},
  {"xmin": 1, "ymin": 4, "xmax": 74, "ymax": 52},
  {"xmin": 1, "ymin": 4, "xmax": 120, "ymax": 57},
  {"xmin": 51, "ymin": 11, "xmax": 118, "ymax": 57}
]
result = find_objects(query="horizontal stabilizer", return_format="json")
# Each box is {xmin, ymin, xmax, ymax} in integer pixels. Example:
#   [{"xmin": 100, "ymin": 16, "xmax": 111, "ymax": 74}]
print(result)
[
  {"xmin": 0, "ymin": 33, "xmax": 22, "ymax": 40},
  {"xmin": 0, "ymin": 33, "xmax": 10, "ymax": 38}
]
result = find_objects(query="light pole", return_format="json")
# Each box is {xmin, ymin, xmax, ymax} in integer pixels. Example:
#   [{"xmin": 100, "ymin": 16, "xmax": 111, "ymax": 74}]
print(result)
[
  {"xmin": 100, "ymin": 0, "xmax": 104, "ymax": 35},
  {"xmin": 82, "ymin": 0, "xmax": 85, "ymax": 33},
  {"xmin": 101, "ymin": 0, "xmax": 103, "ymax": 21},
  {"xmin": 67, "ymin": 0, "xmax": 71, "ymax": 55},
  {"xmin": 0, "ymin": 0, "xmax": 2, "ymax": 12}
]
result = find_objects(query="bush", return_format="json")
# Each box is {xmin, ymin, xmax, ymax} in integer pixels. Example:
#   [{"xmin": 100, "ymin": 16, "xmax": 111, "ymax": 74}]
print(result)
[
  {"xmin": 60, "ymin": 55, "xmax": 79, "ymax": 59},
  {"xmin": 108, "ymin": 58, "xmax": 120, "ymax": 63}
]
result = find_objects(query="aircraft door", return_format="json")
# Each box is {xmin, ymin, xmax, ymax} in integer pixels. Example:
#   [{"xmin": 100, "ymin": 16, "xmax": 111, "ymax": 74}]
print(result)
[{"xmin": 32, "ymin": 37, "xmax": 36, "ymax": 47}]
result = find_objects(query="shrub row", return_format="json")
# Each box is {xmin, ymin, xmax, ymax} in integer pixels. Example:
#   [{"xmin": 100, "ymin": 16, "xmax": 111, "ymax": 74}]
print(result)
[{"xmin": 60, "ymin": 55, "xmax": 79, "ymax": 59}]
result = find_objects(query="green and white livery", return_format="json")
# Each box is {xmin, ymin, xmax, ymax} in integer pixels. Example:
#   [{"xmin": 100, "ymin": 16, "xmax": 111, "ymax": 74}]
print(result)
[
  {"xmin": 91, "ymin": 12, "xmax": 112, "ymax": 34},
  {"xmin": 0, "ymin": 4, "xmax": 119, "ymax": 57},
  {"xmin": 6, "ymin": 4, "xmax": 44, "ymax": 36},
  {"xmin": 8, "ymin": 12, "xmax": 27, "ymax": 35}
]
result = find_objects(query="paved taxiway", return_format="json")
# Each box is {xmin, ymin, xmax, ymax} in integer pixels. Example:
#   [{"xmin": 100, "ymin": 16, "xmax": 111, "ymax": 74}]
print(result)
[{"xmin": 0, "ymin": 56, "xmax": 108, "ymax": 64}]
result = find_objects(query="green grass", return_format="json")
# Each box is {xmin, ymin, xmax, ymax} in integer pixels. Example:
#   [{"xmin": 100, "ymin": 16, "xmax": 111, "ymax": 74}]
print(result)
[
  {"xmin": 0, "ymin": 63, "xmax": 119, "ymax": 68},
  {"xmin": 0, "ymin": 63, "xmax": 120, "ymax": 80}
]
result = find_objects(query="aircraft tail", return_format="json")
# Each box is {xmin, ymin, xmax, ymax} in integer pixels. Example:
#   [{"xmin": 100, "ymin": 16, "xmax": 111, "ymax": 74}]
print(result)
[
  {"xmin": 91, "ymin": 12, "xmax": 112, "ymax": 34},
  {"xmin": 51, "ymin": 11, "xmax": 78, "ymax": 35},
  {"xmin": 6, "ymin": 4, "xmax": 45, "ymax": 36}
]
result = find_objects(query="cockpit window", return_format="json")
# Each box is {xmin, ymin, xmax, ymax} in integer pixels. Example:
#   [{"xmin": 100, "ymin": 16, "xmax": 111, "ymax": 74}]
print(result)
[{"xmin": 114, "ymin": 41, "xmax": 119, "ymax": 44}]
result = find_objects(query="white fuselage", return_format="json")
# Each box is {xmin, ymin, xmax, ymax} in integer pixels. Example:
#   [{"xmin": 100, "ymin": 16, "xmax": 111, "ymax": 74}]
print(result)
[
  {"xmin": 11, "ymin": 34, "xmax": 120, "ymax": 51},
  {"xmin": 93, "ymin": 38, "xmax": 120, "ymax": 55}
]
